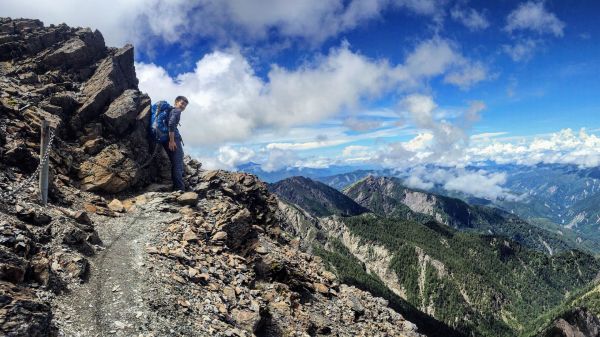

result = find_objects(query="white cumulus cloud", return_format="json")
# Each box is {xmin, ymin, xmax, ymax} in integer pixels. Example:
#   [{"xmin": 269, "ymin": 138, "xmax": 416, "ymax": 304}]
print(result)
[
  {"xmin": 502, "ymin": 38, "xmax": 539, "ymax": 62},
  {"xmin": 137, "ymin": 38, "xmax": 488, "ymax": 151},
  {"xmin": 0, "ymin": 0, "xmax": 446, "ymax": 50},
  {"xmin": 505, "ymin": 1, "xmax": 565, "ymax": 37},
  {"xmin": 401, "ymin": 166, "xmax": 516, "ymax": 201},
  {"xmin": 217, "ymin": 146, "xmax": 256, "ymax": 169},
  {"xmin": 450, "ymin": 6, "xmax": 490, "ymax": 31}
]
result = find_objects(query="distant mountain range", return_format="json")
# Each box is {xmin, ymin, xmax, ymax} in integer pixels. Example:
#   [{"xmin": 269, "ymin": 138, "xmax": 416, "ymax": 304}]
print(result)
[
  {"xmin": 236, "ymin": 162, "xmax": 378, "ymax": 183},
  {"xmin": 244, "ymin": 162, "xmax": 600, "ymax": 252},
  {"xmin": 271, "ymin": 175, "xmax": 600, "ymax": 337},
  {"xmin": 344, "ymin": 175, "xmax": 581, "ymax": 254}
]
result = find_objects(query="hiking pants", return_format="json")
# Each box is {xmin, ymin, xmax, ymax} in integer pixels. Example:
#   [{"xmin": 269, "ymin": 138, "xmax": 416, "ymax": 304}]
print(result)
[{"xmin": 163, "ymin": 138, "xmax": 185, "ymax": 191}]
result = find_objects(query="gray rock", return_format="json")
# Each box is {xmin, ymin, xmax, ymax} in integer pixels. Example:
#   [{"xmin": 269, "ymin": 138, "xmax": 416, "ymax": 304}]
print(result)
[
  {"xmin": 73, "ymin": 210, "xmax": 92, "ymax": 225},
  {"xmin": 42, "ymin": 28, "xmax": 104, "ymax": 69},
  {"xmin": 102, "ymin": 89, "xmax": 144, "ymax": 135},
  {"xmin": 72, "ymin": 44, "xmax": 138, "ymax": 129},
  {"xmin": 177, "ymin": 192, "xmax": 199, "ymax": 206}
]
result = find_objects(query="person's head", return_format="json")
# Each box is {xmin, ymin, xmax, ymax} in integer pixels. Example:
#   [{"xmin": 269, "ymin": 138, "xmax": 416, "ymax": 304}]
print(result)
[{"xmin": 174, "ymin": 96, "xmax": 189, "ymax": 111}]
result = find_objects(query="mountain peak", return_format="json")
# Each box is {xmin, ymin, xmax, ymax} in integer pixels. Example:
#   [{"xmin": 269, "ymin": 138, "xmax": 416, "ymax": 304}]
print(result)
[{"xmin": 269, "ymin": 176, "xmax": 369, "ymax": 217}]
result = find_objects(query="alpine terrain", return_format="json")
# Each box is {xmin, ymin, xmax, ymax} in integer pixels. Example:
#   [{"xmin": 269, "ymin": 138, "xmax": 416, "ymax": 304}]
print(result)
[
  {"xmin": 272, "ymin": 175, "xmax": 600, "ymax": 337},
  {"xmin": 0, "ymin": 18, "xmax": 426, "ymax": 337}
]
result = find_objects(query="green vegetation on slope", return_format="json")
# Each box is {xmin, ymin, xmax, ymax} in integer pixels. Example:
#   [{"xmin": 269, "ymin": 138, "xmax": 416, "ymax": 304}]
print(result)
[
  {"xmin": 333, "ymin": 213, "xmax": 600, "ymax": 337},
  {"xmin": 314, "ymin": 239, "xmax": 466, "ymax": 337},
  {"xmin": 344, "ymin": 176, "xmax": 576, "ymax": 254},
  {"xmin": 523, "ymin": 280, "xmax": 600, "ymax": 336}
]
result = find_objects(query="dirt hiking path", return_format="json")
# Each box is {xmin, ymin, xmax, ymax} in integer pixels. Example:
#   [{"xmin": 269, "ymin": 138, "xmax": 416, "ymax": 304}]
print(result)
[{"xmin": 52, "ymin": 196, "xmax": 181, "ymax": 337}]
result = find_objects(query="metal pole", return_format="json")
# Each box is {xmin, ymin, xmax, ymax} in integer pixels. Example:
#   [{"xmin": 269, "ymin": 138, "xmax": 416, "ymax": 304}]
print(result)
[{"xmin": 39, "ymin": 120, "xmax": 50, "ymax": 205}]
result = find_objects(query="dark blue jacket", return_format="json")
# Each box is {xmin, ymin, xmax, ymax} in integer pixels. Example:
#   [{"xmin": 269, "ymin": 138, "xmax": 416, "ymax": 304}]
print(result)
[{"xmin": 168, "ymin": 108, "xmax": 182, "ymax": 140}]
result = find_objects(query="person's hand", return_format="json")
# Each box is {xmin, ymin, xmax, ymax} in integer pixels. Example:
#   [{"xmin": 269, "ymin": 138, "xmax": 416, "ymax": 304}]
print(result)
[{"xmin": 169, "ymin": 139, "xmax": 177, "ymax": 151}]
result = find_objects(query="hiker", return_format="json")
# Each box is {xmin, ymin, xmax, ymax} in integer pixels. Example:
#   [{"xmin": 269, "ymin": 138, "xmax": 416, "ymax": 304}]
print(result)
[
  {"xmin": 163, "ymin": 95, "xmax": 188, "ymax": 191},
  {"xmin": 150, "ymin": 95, "xmax": 189, "ymax": 191}
]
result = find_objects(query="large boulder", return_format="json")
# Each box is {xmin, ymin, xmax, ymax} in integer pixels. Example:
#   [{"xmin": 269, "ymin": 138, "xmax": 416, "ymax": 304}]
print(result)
[
  {"xmin": 71, "ymin": 44, "xmax": 138, "ymax": 129},
  {"xmin": 78, "ymin": 144, "xmax": 140, "ymax": 193},
  {"xmin": 102, "ymin": 89, "xmax": 147, "ymax": 135},
  {"xmin": 42, "ymin": 28, "xmax": 105, "ymax": 69}
]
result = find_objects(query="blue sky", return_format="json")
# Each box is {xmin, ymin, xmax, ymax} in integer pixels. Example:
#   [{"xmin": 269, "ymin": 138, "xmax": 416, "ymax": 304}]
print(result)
[{"xmin": 3, "ymin": 0, "xmax": 600, "ymax": 173}]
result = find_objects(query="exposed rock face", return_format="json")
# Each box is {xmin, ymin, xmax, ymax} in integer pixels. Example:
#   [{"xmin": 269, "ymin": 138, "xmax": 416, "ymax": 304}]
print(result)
[
  {"xmin": 0, "ymin": 281, "xmax": 54, "ymax": 337},
  {"xmin": 0, "ymin": 17, "xmax": 159, "ymax": 195},
  {"xmin": 102, "ymin": 89, "xmax": 148, "ymax": 135},
  {"xmin": 42, "ymin": 29, "xmax": 105, "ymax": 69},
  {"xmin": 78, "ymin": 144, "xmax": 141, "ymax": 193},
  {"xmin": 72, "ymin": 44, "xmax": 138, "ymax": 129},
  {"xmin": 276, "ymin": 200, "xmax": 323, "ymax": 251},
  {"xmin": 320, "ymin": 216, "xmax": 408, "ymax": 300},
  {"xmin": 541, "ymin": 308, "xmax": 600, "ymax": 337}
]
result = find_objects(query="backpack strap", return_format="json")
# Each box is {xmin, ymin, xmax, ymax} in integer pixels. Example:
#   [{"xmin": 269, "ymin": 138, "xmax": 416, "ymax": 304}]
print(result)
[{"xmin": 155, "ymin": 101, "xmax": 163, "ymax": 120}]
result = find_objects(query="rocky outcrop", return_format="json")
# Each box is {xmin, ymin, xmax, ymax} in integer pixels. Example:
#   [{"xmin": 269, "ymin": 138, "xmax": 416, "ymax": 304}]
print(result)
[
  {"xmin": 42, "ymin": 29, "xmax": 105, "ymax": 69},
  {"xmin": 72, "ymin": 44, "xmax": 138, "ymax": 129},
  {"xmin": 78, "ymin": 144, "xmax": 141, "ymax": 193},
  {"xmin": 541, "ymin": 308, "xmax": 600, "ymax": 337},
  {"xmin": 1, "ymin": 17, "xmax": 158, "ymax": 195}
]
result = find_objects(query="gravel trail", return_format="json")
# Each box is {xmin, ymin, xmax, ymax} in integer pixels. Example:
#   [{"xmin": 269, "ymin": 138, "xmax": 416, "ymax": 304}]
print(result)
[{"xmin": 52, "ymin": 196, "xmax": 181, "ymax": 337}]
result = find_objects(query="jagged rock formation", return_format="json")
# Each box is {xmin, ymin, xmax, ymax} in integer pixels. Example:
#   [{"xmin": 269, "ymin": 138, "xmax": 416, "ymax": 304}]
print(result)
[
  {"xmin": 0, "ymin": 17, "xmax": 162, "ymax": 196},
  {"xmin": 0, "ymin": 18, "xmax": 426, "ymax": 337},
  {"xmin": 541, "ymin": 308, "xmax": 600, "ymax": 337}
]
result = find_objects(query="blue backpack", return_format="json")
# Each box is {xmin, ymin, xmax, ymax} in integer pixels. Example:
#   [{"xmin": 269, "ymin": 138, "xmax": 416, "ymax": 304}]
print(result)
[{"xmin": 149, "ymin": 100, "xmax": 173, "ymax": 144}]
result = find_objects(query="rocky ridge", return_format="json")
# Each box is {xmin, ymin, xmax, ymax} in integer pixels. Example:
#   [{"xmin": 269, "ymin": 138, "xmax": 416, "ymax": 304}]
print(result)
[
  {"xmin": 268, "ymin": 176, "xmax": 369, "ymax": 218},
  {"xmin": 344, "ymin": 175, "xmax": 575, "ymax": 254},
  {"xmin": 0, "ymin": 18, "xmax": 425, "ymax": 336}
]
